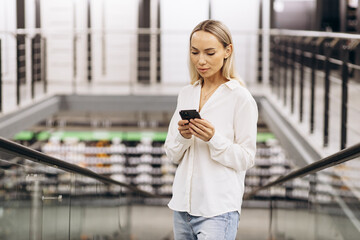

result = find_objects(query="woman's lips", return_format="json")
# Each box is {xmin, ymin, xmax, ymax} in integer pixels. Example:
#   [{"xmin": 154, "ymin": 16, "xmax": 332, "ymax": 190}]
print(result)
[{"xmin": 198, "ymin": 68, "xmax": 209, "ymax": 73}]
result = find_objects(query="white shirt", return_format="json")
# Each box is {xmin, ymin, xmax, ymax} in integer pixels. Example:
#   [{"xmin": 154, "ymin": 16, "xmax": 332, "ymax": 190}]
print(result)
[{"xmin": 164, "ymin": 79, "xmax": 258, "ymax": 218}]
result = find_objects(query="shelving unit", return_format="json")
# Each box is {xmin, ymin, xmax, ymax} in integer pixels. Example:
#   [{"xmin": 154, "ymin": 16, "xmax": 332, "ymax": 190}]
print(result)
[{"xmin": 35, "ymin": 130, "xmax": 171, "ymax": 198}]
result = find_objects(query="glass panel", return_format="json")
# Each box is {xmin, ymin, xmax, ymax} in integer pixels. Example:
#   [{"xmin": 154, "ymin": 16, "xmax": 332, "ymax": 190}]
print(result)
[
  {"xmin": 40, "ymin": 166, "xmax": 71, "ymax": 240},
  {"xmin": 0, "ymin": 158, "xmax": 31, "ymax": 239},
  {"xmin": 269, "ymin": 157, "xmax": 360, "ymax": 240},
  {"xmin": 313, "ymin": 157, "xmax": 360, "ymax": 240},
  {"xmin": 0, "ymin": 151, "xmax": 72, "ymax": 240},
  {"xmin": 270, "ymin": 176, "xmax": 315, "ymax": 240},
  {"xmin": 0, "ymin": 150, "xmax": 129, "ymax": 239},
  {"xmin": 69, "ymin": 175, "xmax": 129, "ymax": 240}
]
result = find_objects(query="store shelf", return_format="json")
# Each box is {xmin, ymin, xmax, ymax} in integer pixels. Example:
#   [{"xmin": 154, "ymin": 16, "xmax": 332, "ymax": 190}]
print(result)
[{"xmin": 7, "ymin": 124, "xmax": 356, "ymax": 206}]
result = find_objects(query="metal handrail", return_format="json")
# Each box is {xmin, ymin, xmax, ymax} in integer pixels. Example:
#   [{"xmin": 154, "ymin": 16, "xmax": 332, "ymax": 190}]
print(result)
[
  {"xmin": 244, "ymin": 142, "xmax": 360, "ymax": 200},
  {"xmin": 0, "ymin": 28, "xmax": 261, "ymax": 36},
  {"xmin": 5, "ymin": 28, "xmax": 360, "ymax": 39},
  {"xmin": 270, "ymin": 29, "xmax": 360, "ymax": 40},
  {"xmin": 0, "ymin": 136, "xmax": 160, "ymax": 198}
]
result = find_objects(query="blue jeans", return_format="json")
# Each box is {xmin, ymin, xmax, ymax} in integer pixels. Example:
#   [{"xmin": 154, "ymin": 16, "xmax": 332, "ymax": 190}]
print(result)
[{"xmin": 173, "ymin": 211, "xmax": 239, "ymax": 240}]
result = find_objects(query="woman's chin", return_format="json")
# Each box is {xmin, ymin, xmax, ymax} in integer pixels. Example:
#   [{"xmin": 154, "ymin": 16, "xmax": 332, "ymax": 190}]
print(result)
[{"xmin": 198, "ymin": 71, "xmax": 211, "ymax": 78}]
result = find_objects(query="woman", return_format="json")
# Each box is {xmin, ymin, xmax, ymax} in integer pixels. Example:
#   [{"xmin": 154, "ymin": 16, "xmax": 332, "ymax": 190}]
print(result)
[{"xmin": 164, "ymin": 20, "xmax": 258, "ymax": 240}]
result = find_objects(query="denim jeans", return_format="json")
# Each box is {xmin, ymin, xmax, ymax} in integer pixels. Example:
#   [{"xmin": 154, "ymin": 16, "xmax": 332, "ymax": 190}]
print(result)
[{"xmin": 173, "ymin": 211, "xmax": 239, "ymax": 240}]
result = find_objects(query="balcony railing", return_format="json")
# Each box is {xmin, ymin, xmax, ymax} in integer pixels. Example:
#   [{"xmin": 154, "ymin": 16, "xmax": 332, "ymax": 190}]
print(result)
[{"xmin": 264, "ymin": 29, "xmax": 360, "ymax": 154}]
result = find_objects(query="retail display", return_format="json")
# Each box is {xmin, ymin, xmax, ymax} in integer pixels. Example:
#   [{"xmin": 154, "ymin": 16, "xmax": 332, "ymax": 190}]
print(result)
[{"xmin": 2, "ymin": 118, "xmax": 358, "ymax": 208}]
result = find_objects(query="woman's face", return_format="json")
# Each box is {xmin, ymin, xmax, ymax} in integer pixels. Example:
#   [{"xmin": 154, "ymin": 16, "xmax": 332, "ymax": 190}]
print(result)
[{"xmin": 190, "ymin": 30, "xmax": 230, "ymax": 80}]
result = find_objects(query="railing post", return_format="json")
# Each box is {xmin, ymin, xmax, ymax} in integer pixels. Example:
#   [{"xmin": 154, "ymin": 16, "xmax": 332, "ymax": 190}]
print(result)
[
  {"xmin": 87, "ymin": 0, "xmax": 92, "ymax": 83},
  {"xmin": 283, "ymin": 38, "xmax": 288, "ymax": 106},
  {"xmin": 16, "ymin": 36, "xmax": 20, "ymax": 105},
  {"xmin": 290, "ymin": 38, "xmax": 296, "ymax": 114},
  {"xmin": 42, "ymin": 38, "xmax": 47, "ymax": 94},
  {"xmin": 270, "ymin": 36, "xmax": 275, "ymax": 92},
  {"xmin": 309, "ymin": 39, "xmax": 319, "ymax": 134},
  {"xmin": 341, "ymin": 42, "xmax": 349, "ymax": 150},
  {"xmin": 277, "ymin": 37, "xmax": 282, "ymax": 99},
  {"xmin": 271, "ymin": 36, "xmax": 277, "ymax": 92},
  {"xmin": 299, "ymin": 37, "xmax": 305, "ymax": 122},
  {"xmin": 16, "ymin": 34, "xmax": 25, "ymax": 106},
  {"xmin": 31, "ymin": 37, "xmax": 35, "ymax": 99},
  {"xmin": 32, "ymin": 34, "xmax": 42, "ymax": 100},
  {"xmin": 257, "ymin": 33, "xmax": 263, "ymax": 83},
  {"xmin": 323, "ymin": 40, "xmax": 333, "ymax": 148}
]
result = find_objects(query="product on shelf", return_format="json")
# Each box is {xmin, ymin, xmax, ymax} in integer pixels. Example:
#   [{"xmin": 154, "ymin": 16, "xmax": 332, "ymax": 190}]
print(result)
[{"xmin": 12, "ymin": 127, "xmax": 341, "ymax": 206}]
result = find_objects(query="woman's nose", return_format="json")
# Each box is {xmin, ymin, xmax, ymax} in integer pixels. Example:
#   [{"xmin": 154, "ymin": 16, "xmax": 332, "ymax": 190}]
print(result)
[{"xmin": 199, "ymin": 54, "xmax": 206, "ymax": 65}]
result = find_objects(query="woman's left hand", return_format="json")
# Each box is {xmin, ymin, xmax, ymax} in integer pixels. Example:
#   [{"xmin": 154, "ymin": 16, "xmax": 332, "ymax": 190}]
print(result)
[{"xmin": 188, "ymin": 118, "xmax": 215, "ymax": 142}]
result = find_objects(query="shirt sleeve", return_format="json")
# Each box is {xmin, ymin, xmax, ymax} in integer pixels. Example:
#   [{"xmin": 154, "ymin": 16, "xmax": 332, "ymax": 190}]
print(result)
[
  {"xmin": 206, "ymin": 95, "xmax": 258, "ymax": 172},
  {"xmin": 164, "ymin": 90, "xmax": 193, "ymax": 164}
]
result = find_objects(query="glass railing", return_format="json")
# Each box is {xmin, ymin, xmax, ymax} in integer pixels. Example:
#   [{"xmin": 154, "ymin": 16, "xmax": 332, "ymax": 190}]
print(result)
[
  {"xmin": 244, "ymin": 142, "xmax": 360, "ymax": 240},
  {"xmin": 268, "ymin": 161, "xmax": 360, "ymax": 240},
  {"xmin": 0, "ymin": 137, "xmax": 156, "ymax": 240}
]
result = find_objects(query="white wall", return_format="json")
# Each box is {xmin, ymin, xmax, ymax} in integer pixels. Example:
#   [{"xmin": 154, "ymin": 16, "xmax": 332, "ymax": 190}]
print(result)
[
  {"xmin": 41, "ymin": 0, "xmax": 74, "ymax": 83},
  {"xmin": 2, "ymin": 0, "xmax": 138, "ymax": 94},
  {"xmin": 74, "ymin": 0, "xmax": 88, "ymax": 85},
  {"xmin": 91, "ymin": 0, "xmax": 138, "ymax": 84},
  {"xmin": 25, "ymin": 0, "xmax": 36, "ymax": 30},
  {"xmin": 160, "ymin": 0, "xmax": 209, "ymax": 84},
  {"xmin": 212, "ymin": 0, "xmax": 260, "ymax": 84},
  {"xmin": 0, "ymin": 0, "xmax": 17, "ymax": 83},
  {"xmin": 160, "ymin": 0, "xmax": 260, "ymax": 85},
  {"xmin": 1, "ymin": 0, "xmax": 260, "ymax": 91}
]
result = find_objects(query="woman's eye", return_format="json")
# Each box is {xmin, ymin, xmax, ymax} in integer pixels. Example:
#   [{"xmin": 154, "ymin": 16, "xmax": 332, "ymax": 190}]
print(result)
[
  {"xmin": 191, "ymin": 52, "xmax": 199, "ymax": 55},
  {"xmin": 207, "ymin": 53, "xmax": 215, "ymax": 56}
]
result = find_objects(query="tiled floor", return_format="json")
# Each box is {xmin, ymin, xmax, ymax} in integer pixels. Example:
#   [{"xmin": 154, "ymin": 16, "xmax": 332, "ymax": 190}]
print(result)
[{"xmin": 129, "ymin": 205, "xmax": 270, "ymax": 240}]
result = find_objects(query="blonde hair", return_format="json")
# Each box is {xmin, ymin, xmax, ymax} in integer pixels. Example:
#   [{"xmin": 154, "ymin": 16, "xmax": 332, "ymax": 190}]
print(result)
[{"xmin": 188, "ymin": 19, "xmax": 244, "ymax": 86}]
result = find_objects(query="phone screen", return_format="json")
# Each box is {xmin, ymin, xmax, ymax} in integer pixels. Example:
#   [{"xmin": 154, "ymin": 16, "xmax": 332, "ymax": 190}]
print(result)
[{"xmin": 179, "ymin": 110, "xmax": 201, "ymax": 120}]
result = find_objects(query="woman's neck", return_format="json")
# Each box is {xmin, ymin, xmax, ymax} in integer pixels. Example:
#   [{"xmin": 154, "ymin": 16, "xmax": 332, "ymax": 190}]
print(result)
[{"xmin": 202, "ymin": 75, "xmax": 228, "ymax": 89}]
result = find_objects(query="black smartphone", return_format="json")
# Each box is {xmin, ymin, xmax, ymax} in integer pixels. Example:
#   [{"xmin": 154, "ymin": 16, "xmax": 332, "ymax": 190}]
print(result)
[{"xmin": 179, "ymin": 109, "xmax": 201, "ymax": 121}]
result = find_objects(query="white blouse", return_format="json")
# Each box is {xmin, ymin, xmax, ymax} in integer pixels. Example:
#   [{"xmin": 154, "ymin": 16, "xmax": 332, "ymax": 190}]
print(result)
[{"xmin": 164, "ymin": 79, "xmax": 258, "ymax": 218}]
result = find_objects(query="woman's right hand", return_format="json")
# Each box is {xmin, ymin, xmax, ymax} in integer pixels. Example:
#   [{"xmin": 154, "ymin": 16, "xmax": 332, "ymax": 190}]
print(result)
[{"xmin": 178, "ymin": 120, "xmax": 192, "ymax": 139}]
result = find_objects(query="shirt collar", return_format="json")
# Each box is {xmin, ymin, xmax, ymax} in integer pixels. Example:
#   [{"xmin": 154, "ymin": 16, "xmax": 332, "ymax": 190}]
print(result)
[
  {"xmin": 193, "ymin": 78, "xmax": 240, "ymax": 90},
  {"xmin": 224, "ymin": 79, "xmax": 240, "ymax": 90}
]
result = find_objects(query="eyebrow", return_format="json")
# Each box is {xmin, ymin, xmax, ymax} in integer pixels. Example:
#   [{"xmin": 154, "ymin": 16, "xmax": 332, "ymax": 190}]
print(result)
[{"xmin": 191, "ymin": 46, "xmax": 216, "ymax": 51}]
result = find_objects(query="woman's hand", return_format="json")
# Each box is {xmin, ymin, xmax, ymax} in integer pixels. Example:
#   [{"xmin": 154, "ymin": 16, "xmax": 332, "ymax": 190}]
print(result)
[
  {"xmin": 178, "ymin": 120, "xmax": 192, "ymax": 139},
  {"xmin": 189, "ymin": 118, "xmax": 215, "ymax": 142}
]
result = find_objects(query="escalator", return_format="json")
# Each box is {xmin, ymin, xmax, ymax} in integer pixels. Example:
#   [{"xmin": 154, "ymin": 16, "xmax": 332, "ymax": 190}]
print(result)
[{"xmin": 1, "ymin": 96, "xmax": 360, "ymax": 240}]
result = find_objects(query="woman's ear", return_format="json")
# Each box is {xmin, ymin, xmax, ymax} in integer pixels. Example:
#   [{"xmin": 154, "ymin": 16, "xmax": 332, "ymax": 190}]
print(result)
[{"xmin": 225, "ymin": 44, "xmax": 233, "ymax": 59}]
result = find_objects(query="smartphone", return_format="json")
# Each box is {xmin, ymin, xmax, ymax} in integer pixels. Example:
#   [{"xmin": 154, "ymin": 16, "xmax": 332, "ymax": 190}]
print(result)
[{"xmin": 179, "ymin": 109, "xmax": 201, "ymax": 121}]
